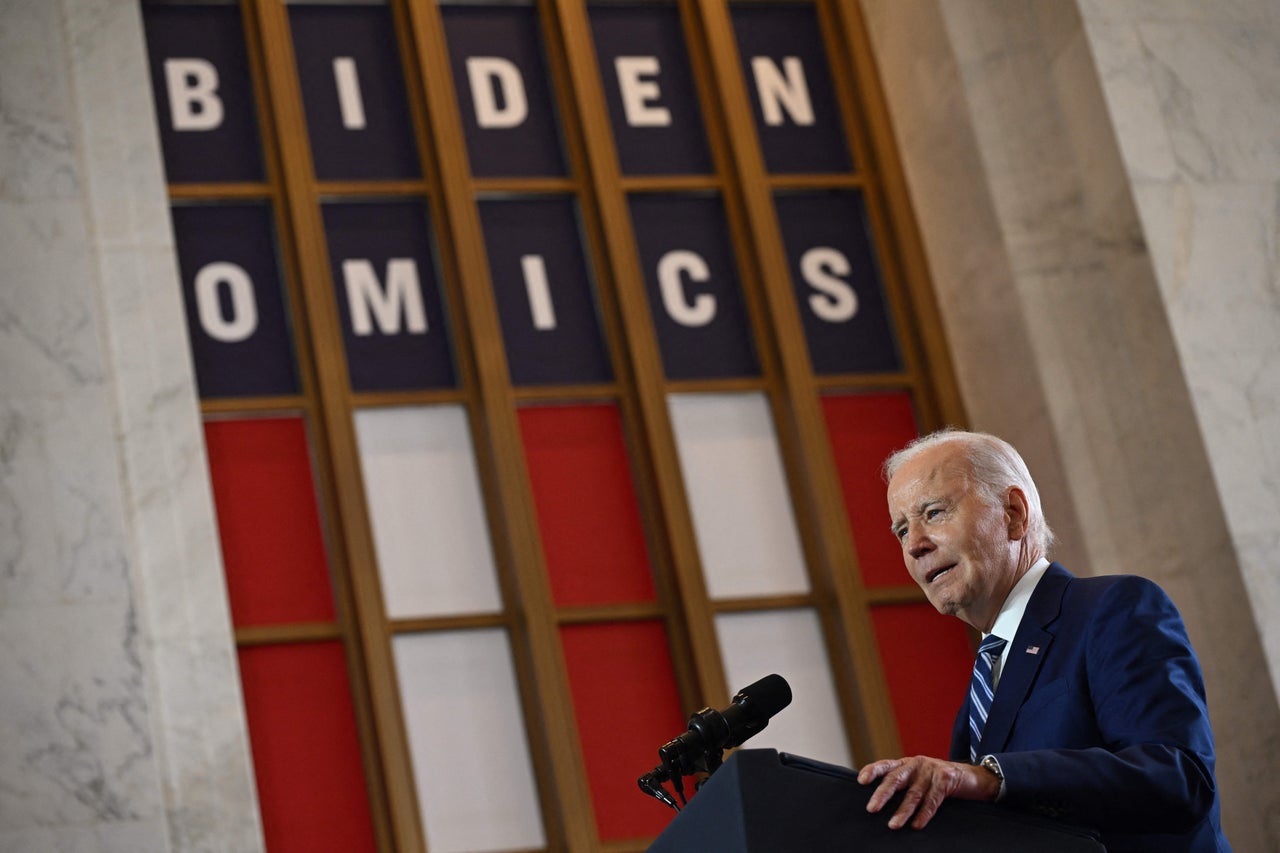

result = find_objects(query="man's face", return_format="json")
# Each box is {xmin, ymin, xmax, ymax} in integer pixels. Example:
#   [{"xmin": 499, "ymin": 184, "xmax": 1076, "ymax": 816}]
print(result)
[{"xmin": 886, "ymin": 443, "xmax": 1021, "ymax": 633}]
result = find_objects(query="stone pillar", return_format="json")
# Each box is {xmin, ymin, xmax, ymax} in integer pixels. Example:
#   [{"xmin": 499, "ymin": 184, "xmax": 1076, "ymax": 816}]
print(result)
[{"xmin": 0, "ymin": 0, "xmax": 262, "ymax": 849}]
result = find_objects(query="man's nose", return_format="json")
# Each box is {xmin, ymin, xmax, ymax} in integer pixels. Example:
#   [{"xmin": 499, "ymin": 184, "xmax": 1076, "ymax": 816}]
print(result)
[{"xmin": 906, "ymin": 525, "xmax": 934, "ymax": 559}]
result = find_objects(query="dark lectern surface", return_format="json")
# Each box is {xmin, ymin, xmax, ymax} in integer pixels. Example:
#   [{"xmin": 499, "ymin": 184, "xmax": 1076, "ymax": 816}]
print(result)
[{"xmin": 646, "ymin": 749, "xmax": 1105, "ymax": 852}]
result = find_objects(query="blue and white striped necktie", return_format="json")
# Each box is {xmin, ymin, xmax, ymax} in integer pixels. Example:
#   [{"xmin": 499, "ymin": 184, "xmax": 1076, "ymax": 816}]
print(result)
[{"xmin": 968, "ymin": 634, "xmax": 1007, "ymax": 762}]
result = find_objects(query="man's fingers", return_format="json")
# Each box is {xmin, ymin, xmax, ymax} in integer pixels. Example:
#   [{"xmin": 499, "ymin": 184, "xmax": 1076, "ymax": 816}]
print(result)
[
  {"xmin": 861, "ymin": 757, "xmax": 986, "ymax": 830},
  {"xmin": 856, "ymin": 758, "xmax": 898, "ymax": 786},
  {"xmin": 910, "ymin": 785, "xmax": 947, "ymax": 829},
  {"xmin": 863, "ymin": 761, "xmax": 909, "ymax": 813},
  {"xmin": 887, "ymin": 785, "xmax": 924, "ymax": 830}
]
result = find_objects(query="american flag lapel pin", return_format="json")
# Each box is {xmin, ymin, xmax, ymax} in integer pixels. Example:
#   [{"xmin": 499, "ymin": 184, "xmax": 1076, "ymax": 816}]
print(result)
[{"xmin": 1025, "ymin": 645, "xmax": 1040, "ymax": 655}]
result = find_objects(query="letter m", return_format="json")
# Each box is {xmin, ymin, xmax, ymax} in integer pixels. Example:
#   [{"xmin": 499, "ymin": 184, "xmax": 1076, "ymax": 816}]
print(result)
[{"xmin": 343, "ymin": 258, "xmax": 429, "ymax": 336}]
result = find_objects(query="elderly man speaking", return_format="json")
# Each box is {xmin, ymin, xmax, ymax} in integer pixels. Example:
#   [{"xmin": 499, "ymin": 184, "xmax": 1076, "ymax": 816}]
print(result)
[{"xmin": 856, "ymin": 429, "xmax": 1229, "ymax": 852}]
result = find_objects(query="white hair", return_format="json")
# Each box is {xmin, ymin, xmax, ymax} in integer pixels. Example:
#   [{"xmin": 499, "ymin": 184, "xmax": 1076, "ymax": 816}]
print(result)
[{"xmin": 883, "ymin": 428, "xmax": 1055, "ymax": 554}]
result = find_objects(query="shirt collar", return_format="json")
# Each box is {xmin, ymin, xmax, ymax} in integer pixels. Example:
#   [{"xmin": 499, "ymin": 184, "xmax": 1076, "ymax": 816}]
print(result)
[{"xmin": 986, "ymin": 556, "xmax": 1051, "ymax": 642}]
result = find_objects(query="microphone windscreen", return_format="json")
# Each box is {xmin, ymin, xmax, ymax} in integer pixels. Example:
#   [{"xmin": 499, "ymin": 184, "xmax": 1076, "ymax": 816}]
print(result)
[{"xmin": 737, "ymin": 673, "xmax": 792, "ymax": 717}]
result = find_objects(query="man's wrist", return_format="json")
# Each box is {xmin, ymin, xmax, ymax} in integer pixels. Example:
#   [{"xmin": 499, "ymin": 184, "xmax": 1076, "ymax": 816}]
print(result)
[{"xmin": 978, "ymin": 754, "xmax": 1006, "ymax": 802}]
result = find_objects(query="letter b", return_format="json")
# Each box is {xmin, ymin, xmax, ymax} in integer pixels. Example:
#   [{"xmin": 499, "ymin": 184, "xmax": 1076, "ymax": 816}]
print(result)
[{"xmin": 164, "ymin": 58, "xmax": 225, "ymax": 131}]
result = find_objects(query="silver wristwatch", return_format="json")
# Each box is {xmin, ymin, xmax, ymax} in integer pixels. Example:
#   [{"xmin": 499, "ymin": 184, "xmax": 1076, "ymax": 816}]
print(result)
[{"xmin": 979, "ymin": 754, "xmax": 1006, "ymax": 801}]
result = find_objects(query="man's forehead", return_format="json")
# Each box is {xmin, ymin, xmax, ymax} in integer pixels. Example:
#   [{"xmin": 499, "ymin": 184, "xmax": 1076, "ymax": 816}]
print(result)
[{"xmin": 887, "ymin": 445, "xmax": 971, "ymax": 511}]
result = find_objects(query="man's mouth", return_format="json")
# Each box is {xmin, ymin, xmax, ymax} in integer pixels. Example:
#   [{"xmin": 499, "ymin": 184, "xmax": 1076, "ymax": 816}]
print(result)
[{"xmin": 925, "ymin": 564, "xmax": 956, "ymax": 584}]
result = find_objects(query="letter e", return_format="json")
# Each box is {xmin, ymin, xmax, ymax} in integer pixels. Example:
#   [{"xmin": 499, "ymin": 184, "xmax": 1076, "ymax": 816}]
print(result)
[{"xmin": 615, "ymin": 57, "xmax": 671, "ymax": 127}]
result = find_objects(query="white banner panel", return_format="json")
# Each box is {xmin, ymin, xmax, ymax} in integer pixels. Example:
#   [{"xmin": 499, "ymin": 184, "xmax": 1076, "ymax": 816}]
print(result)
[
  {"xmin": 354, "ymin": 405, "xmax": 502, "ymax": 618},
  {"xmin": 716, "ymin": 608, "xmax": 852, "ymax": 767},
  {"xmin": 668, "ymin": 392, "xmax": 810, "ymax": 598},
  {"xmin": 394, "ymin": 629, "xmax": 545, "ymax": 853}
]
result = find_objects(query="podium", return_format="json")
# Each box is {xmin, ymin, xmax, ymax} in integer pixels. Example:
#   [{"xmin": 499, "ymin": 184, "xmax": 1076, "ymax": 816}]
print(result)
[{"xmin": 646, "ymin": 750, "xmax": 1105, "ymax": 852}]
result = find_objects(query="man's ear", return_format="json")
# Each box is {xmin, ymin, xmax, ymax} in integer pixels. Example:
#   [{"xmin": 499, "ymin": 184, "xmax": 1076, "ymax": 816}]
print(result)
[{"xmin": 1005, "ymin": 487, "xmax": 1030, "ymax": 540}]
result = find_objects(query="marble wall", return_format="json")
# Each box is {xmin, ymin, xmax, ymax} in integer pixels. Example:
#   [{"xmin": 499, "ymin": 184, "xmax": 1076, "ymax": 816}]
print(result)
[
  {"xmin": 860, "ymin": 0, "xmax": 1280, "ymax": 848},
  {"xmin": 1078, "ymin": 0, "xmax": 1280, "ymax": 723},
  {"xmin": 0, "ymin": 0, "xmax": 262, "ymax": 850}
]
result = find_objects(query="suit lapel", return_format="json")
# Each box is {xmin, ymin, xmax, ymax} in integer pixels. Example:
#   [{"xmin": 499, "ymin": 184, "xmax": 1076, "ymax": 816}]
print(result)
[{"xmin": 978, "ymin": 563, "xmax": 1070, "ymax": 754}]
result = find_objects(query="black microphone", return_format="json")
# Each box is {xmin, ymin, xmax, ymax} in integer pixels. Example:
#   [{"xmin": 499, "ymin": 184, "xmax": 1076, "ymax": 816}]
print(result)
[{"xmin": 656, "ymin": 673, "xmax": 792, "ymax": 777}]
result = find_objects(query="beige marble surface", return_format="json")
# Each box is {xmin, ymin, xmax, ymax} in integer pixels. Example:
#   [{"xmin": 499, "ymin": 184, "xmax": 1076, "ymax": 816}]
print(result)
[{"xmin": 0, "ymin": 0, "xmax": 262, "ymax": 849}]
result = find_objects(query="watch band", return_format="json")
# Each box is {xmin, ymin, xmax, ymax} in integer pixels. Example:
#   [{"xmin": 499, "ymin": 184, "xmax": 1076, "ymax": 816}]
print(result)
[{"xmin": 979, "ymin": 754, "xmax": 1007, "ymax": 801}]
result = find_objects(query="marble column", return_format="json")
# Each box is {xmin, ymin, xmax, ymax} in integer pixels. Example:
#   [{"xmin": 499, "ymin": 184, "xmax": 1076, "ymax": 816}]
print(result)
[
  {"xmin": 0, "ymin": 0, "xmax": 262, "ymax": 850},
  {"xmin": 1078, "ymin": 0, "xmax": 1280, "ymax": 727},
  {"xmin": 860, "ymin": 0, "xmax": 1280, "ymax": 848}
]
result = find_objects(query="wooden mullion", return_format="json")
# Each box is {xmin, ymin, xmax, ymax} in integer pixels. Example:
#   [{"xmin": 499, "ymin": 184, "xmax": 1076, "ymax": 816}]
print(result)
[
  {"xmin": 199, "ymin": 395, "xmax": 307, "ymax": 416},
  {"xmin": 663, "ymin": 376, "xmax": 767, "ymax": 395},
  {"xmin": 397, "ymin": 2, "xmax": 596, "ymax": 850},
  {"xmin": 546, "ymin": 0, "xmax": 729, "ymax": 719},
  {"xmin": 710, "ymin": 594, "xmax": 815, "ymax": 614},
  {"xmin": 768, "ymin": 172, "xmax": 867, "ymax": 190},
  {"xmin": 348, "ymin": 387, "xmax": 468, "ymax": 409},
  {"xmin": 813, "ymin": 372, "xmax": 915, "ymax": 392},
  {"xmin": 471, "ymin": 176, "xmax": 579, "ymax": 194},
  {"xmin": 313, "ymin": 179, "xmax": 430, "ymax": 197},
  {"xmin": 617, "ymin": 175, "xmax": 721, "ymax": 192},
  {"xmin": 688, "ymin": 0, "xmax": 902, "ymax": 763},
  {"xmin": 169, "ymin": 182, "xmax": 272, "ymax": 199},
  {"xmin": 236, "ymin": 621, "xmax": 344, "ymax": 647},
  {"xmin": 511, "ymin": 383, "xmax": 618, "ymax": 403},
  {"xmin": 824, "ymin": 0, "xmax": 967, "ymax": 429},
  {"xmin": 554, "ymin": 601, "xmax": 667, "ymax": 625},
  {"xmin": 241, "ymin": 3, "xmax": 419, "ymax": 851},
  {"xmin": 388, "ymin": 612, "xmax": 511, "ymax": 635}
]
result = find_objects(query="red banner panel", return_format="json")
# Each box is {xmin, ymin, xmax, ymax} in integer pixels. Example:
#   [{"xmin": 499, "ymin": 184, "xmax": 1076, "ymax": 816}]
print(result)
[
  {"xmin": 238, "ymin": 642, "xmax": 376, "ymax": 853},
  {"xmin": 560, "ymin": 621, "xmax": 687, "ymax": 842},
  {"xmin": 519, "ymin": 404, "xmax": 657, "ymax": 606},
  {"xmin": 204, "ymin": 417, "xmax": 336, "ymax": 626},
  {"xmin": 820, "ymin": 392, "xmax": 919, "ymax": 588},
  {"xmin": 870, "ymin": 602, "xmax": 974, "ymax": 758}
]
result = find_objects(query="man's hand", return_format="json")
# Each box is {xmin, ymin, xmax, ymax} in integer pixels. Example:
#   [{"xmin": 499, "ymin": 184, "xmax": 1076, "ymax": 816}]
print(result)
[{"xmin": 856, "ymin": 756, "xmax": 1001, "ymax": 829}]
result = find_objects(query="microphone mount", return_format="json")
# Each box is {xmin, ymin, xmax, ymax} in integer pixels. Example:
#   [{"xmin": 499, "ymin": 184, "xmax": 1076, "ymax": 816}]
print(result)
[{"xmin": 637, "ymin": 674, "xmax": 792, "ymax": 812}]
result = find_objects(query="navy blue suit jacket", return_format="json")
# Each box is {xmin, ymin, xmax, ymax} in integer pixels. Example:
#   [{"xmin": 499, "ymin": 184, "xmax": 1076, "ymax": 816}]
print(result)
[{"xmin": 949, "ymin": 563, "xmax": 1230, "ymax": 852}]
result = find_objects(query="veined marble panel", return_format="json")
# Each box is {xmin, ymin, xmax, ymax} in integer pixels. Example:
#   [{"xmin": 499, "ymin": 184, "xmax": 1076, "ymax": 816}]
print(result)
[
  {"xmin": 1076, "ymin": 0, "xmax": 1280, "ymax": 27},
  {"xmin": 0, "ymin": 819, "xmax": 171, "ymax": 853},
  {"xmin": 0, "ymin": 601, "xmax": 159, "ymax": 828},
  {"xmin": 0, "ymin": 0, "xmax": 78, "ymax": 201},
  {"xmin": 1133, "ymin": 178, "xmax": 1280, "ymax": 669},
  {"xmin": 1133, "ymin": 20, "xmax": 1280, "ymax": 182},
  {"xmin": 1, "ymin": 0, "xmax": 263, "ymax": 849}
]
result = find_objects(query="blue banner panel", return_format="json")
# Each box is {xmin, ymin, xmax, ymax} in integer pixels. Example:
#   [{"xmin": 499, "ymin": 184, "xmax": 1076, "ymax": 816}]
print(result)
[
  {"xmin": 478, "ymin": 198, "xmax": 612, "ymax": 385},
  {"xmin": 442, "ymin": 5, "xmax": 566, "ymax": 178},
  {"xmin": 170, "ymin": 203, "xmax": 298, "ymax": 398},
  {"xmin": 142, "ymin": 4, "xmax": 265, "ymax": 183},
  {"xmin": 773, "ymin": 191, "xmax": 901, "ymax": 374},
  {"xmin": 289, "ymin": 5, "xmax": 421, "ymax": 181},
  {"xmin": 629, "ymin": 195, "xmax": 758, "ymax": 380},
  {"xmin": 730, "ymin": 3, "xmax": 851, "ymax": 174},
  {"xmin": 588, "ymin": 4, "xmax": 712, "ymax": 176},
  {"xmin": 321, "ymin": 201, "xmax": 456, "ymax": 392}
]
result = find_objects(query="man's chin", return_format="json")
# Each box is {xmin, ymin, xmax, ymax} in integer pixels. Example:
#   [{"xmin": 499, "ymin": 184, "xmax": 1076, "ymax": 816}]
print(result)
[{"xmin": 928, "ymin": 597, "xmax": 960, "ymax": 618}]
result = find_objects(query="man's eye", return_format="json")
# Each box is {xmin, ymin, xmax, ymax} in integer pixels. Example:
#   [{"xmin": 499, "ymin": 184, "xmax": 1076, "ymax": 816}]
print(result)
[
  {"xmin": 893, "ymin": 527, "xmax": 906, "ymax": 541},
  {"xmin": 925, "ymin": 507, "xmax": 943, "ymax": 520}
]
